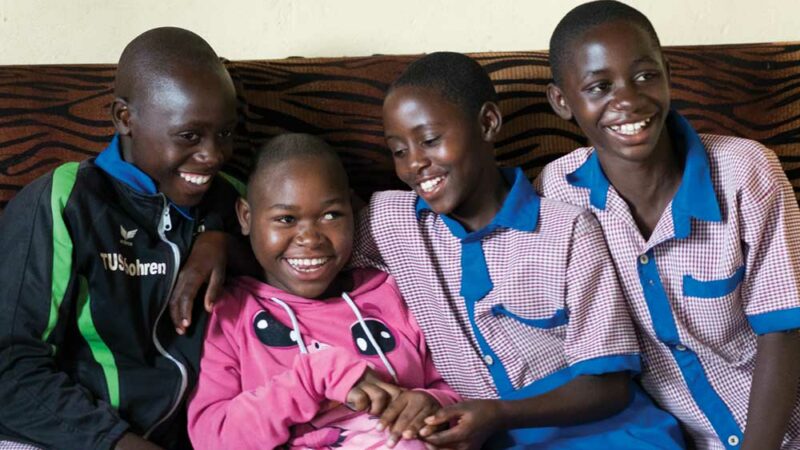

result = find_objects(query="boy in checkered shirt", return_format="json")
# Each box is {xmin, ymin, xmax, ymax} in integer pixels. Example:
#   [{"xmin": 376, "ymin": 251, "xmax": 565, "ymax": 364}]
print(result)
[
  {"xmin": 537, "ymin": 2, "xmax": 800, "ymax": 449},
  {"xmin": 352, "ymin": 51, "xmax": 685, "ymax": 449}
]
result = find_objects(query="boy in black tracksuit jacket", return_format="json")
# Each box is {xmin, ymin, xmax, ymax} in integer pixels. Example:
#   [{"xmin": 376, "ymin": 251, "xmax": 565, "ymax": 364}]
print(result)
[{"xmin": 0, "ymin": 28, "xmax": 240, "ymax": 450}]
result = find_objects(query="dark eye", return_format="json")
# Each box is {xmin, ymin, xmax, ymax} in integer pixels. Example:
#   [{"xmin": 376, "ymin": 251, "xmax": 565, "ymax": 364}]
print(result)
[
  {"xmin": 322, "ymin": 211, "xmax": 342, "ymax": 221},
  {"xmin": 390, "ymin": 146, "xmax": 407, "ymax": 158},
  {"xmin": 218, "ymin": 129, "xmax": 233, "ymax": 139},
  {"xmin": 421, "ymin": 136, "xmax": 440, "ymax": 148},
  {"xmin": 178, "ymin": 132, "xmax": 200, "ymax": 143},
  {"xmin": 634, "ymin": 71, "xmax": 659, "ymax": 82},
  {"xmin": 275, "ymin": 215, "xmax": 295, "ymax": 225},
  {"xmin": 586, "ymin": 82, "xmax": 610, "ymax": 95}
]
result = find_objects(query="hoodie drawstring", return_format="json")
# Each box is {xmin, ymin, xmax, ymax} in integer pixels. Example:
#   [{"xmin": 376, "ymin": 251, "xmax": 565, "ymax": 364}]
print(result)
[
  {"xmin": 266, "ymin": 292, "xmax": 398, "ymax": 383},
  {"xmin": 270, "ymin": 296, "xmax": 309, "ymax": 354},
  {"xmin": 341, "ymin": 292, "xmax": 398, "ymax": 383}
]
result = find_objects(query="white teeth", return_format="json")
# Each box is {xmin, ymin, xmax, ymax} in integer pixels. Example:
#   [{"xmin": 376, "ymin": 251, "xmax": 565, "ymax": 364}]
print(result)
[
  {"xmin": 180, "ymin": 173, "xmax": 211, "ymax": 185},
  {"xmin": 286, "ymin": 257, "xmax": 330, "ymax": 272},
  {"xmin": 419, "ymin": 176, "xmax": 445, "ymax": 193},
  {"xmin": 608, "ymin": 118, "xmax": 651, "ymax": 136}
]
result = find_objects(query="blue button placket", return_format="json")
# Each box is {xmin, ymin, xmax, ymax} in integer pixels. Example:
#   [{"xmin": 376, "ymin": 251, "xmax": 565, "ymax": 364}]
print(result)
[
  {"xmin": 637, "ymin": 248, "xmax": 743, "ymax": 448},
  {"xmin": 459, "ymin": 230, "xmax": 516, "ymax": 395}
]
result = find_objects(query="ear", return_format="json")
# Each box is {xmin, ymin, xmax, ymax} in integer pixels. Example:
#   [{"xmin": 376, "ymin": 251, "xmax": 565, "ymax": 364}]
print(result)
[
  {"xmin": 546, "ymin": 83, "xmax": 573, "ymax": 121},
  {"xmin": 111, "ymin": 97, "xmax": 132, "ymax": 136},
  {"xmin": 235, "ymin": 197, "xmax": 252, "ymax": 236},
  {"xmin": 478, "ymin": 101, "xmax": 503, "ymax": 142}
]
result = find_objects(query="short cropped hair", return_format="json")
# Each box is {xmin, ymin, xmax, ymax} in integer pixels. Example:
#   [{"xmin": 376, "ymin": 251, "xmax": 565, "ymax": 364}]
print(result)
[
  {"xmin": 549, "ymin": 1, "xmax": 662, "ymax": 85},
  {"xmin": 388, "ymin": 52, "xmax": 498, "ymax": 117},
  {"xmin": 248, "ymin": 133, "xmax": 347, "ymax": 187}
]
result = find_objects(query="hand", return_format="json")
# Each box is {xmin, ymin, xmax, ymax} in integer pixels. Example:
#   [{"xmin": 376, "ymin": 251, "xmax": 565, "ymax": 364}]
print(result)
[
  {"xmin": 345, "ymin": 367, "xmax": 403, "ymax": 416},
  {"xmin": 169, "ymin": 231, "xmax": 228, "ymax": 334},
  {"xmin": 377, "ymin": 390, "xmax": 441, "ymax": 448},
  {"xmin": 419, "ymin": 399, "xmax": 502, "ymax": 450},
  {"xmin": 115, "ymin": 432, "xmax": 164, "ymax": 450}
]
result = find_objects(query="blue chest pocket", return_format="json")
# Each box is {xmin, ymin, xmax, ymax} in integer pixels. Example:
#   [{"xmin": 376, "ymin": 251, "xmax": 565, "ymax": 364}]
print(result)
[
  {"xmin": 683, "ymin": 265, "xmax": 745, "ymax": 298},
  {"xmin": 491, "ymin": 304, "xmax": 569, "ymax": 329}
]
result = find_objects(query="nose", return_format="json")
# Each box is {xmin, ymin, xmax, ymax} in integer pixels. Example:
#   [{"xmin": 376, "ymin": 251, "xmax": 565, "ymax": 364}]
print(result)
[
  {"xmin": 195, "ymin": 138, "xmax": 231, "ymax": 167},
  {"xmin": 407, "ymin": 146, "xmax": 431, "ymax": 174},
  {"xmin": 295, "ymin": 222, "xmax": 323, "ymax": 248},
  {"xmin": 610, "ymin": 82, "xmax": 639, "ymax": 111}
]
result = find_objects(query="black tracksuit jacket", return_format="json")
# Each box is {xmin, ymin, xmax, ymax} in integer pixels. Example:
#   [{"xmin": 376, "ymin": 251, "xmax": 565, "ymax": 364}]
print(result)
[{"xmin": 0, "ymin": 138, "xmax": 239, "ymax": 449}]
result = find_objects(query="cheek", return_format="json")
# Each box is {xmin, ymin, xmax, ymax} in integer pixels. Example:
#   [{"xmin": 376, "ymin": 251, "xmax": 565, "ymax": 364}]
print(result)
[
  {"xmin": 392, "ymin": 159, "xmax": 414, "ymax": 185},
  {"xmin": 251, "ymin": 226, "xmax": 290, "ymax": 261}
]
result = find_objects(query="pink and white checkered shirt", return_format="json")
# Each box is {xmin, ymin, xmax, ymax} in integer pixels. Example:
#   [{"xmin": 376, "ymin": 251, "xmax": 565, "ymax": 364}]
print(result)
[
  {"xmin": 536, "ymin": 112, "xmax": 800, "ymax": 450},
  {"xmin": 352, "ymin": 167, "xmax": 640, "ymax": 402}
]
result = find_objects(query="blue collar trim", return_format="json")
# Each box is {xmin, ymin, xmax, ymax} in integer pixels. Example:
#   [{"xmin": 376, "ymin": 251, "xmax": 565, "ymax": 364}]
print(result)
[
  {"xmin": 415, "ymin": 167, "xmax": 540, "ymax": 240},
  {"xmin": 95, "ymin": 134, "xmax": 194, "ymax": 219},
  {"xmin": 565, "ymin": 150, "xmax": 610, "ymax": 210},
  {"xmin": 668, "ymin": 111, "xmax": 722, "ymax": 238},
  {"xmin": 565, "ymin": 111, "xmax": 721, "ymax": 238}
]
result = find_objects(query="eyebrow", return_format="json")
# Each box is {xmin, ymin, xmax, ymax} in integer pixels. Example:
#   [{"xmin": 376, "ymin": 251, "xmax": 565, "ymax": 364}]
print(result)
[
  {"xmin": 267, "ymin": 197, "xmax": 346, "ymax": 210},
  {"xmin": 385, "ymin": 123, "xmax": 442, "ymax": 140},
  {"xmin": 580, "ymin": 56, "xmax": 661, "ymax": 81}
]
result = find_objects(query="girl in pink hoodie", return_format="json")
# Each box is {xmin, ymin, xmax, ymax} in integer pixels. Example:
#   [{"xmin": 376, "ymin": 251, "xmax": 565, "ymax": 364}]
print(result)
[{"xmin": 187, "ymin": 134, "xmax": 459, "ymax": 450}]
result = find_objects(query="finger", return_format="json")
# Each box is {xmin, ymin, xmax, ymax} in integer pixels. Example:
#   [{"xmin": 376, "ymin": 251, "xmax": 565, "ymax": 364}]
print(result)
[
  {"xmin": 419, "ymin": 420, "xmax": 450, "ymax": 438},
  {"xmin": 377, "ymin": 395, "xmax": 406, "ymax": 432},
  {"xmin": 400, "ymin": 409, "xmax": 434, "ymax": 440},
  {"xmin": 204, "ymin": 264, "xmax": 226, "ymax": 313},
  {"xmin": 424, "ymin": 406, "xmax": 461, "ymax": 427},
  {"xmin": 424, "ymin": 425, "xmax": 469, "ymax": 447},
  {"xmin": 360, "ymin": 383, "xmax": 392, "ymax": 415},
  {"xmin": 391, "ymin": 400, "xmax": 425, "ymax": 437},
  {"xmin": 373, "ymin": 380, "xmax": 403, "ymax": 400},
  {"xmin": 345, "ymin": 387, "xmax": 370, "ymax": 412},
  {"xmin": 178, "ymin": 273, "xmax": 202, "ymax": 334},
  {"xmin": 169, "ymin": 272, "xmax": 200, "ymax": 334}
]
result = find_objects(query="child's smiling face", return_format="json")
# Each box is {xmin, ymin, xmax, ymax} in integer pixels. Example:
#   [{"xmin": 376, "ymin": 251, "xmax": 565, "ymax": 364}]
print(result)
[
  {"xmin": 237, "ymin": 156, "xmax": 354, "ymax": 299},
  {"xmin": 119, "ymin": 68, "xmax": 238, "ymax": 207},
  {"xmin": 548, "ymin": 20, "xmax": 671, "ymax": 164},
  {"xmin": 382, "ymin": 85, "xmax": 500, "ymax": 222}
]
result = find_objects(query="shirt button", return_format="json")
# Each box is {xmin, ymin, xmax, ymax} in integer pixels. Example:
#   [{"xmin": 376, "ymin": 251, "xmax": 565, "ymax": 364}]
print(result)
[
  {"xmin": 483, "ymin": 355, "xmax": 494, "ymax": 366},
  {"xmin": 639, "ymin": 254, "xmax": 649, "ymax": 265},
  {"xmin": 675, "ymin": 344, "xmax": 687, "ymax": 352},
  {"xmin": 648, "ymin": 280, "xmax": 655, "ymax": 286},
  {"xmin": 728, "ymin": 435, "xmax": 740, "ymax": 446}
]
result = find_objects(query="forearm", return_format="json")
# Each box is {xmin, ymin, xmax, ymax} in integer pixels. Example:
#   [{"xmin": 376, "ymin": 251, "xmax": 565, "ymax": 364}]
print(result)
[
  {"xmin": 741, "ymin": 331, "xmax": 800, "ymax": 450},
  {"xmin": 496, "ymin": 372, "xmax": 631, "ymax": 430}
]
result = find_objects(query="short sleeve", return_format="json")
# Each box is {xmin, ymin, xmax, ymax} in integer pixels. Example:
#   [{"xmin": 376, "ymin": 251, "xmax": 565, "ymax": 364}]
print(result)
[
  {"xmin": 738, "ymin": 146, "xmax": 800, "ymax": 334},
  {"xmin": 563, "ymin": 211, "xmax": 641, "ymax": 376}
]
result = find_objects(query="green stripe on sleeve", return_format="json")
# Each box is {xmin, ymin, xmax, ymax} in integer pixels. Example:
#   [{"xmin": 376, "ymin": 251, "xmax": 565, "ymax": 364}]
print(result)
[
  {"xmin": 43, "ymin": 162, "xmax": 79, "ymax": 344},
  {"xmin": 219, "ymin": 171, "xmax": 246, "ymax": 197},
  {"xmin": 76, "ymin": 276, "xmax": 120, "ymax": 409}
]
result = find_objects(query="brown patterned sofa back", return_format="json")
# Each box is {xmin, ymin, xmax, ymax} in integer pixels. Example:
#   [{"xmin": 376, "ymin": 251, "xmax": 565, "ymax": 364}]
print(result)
[{"xmin": 1, "ymin": 43, "xmax": 799, "ymax": 213}]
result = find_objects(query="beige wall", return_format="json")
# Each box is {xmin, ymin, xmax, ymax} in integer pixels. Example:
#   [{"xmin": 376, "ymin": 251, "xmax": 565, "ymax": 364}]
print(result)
[{"xmin": 1, "ymin": 0, "xmax": 797, "ymax": 65}]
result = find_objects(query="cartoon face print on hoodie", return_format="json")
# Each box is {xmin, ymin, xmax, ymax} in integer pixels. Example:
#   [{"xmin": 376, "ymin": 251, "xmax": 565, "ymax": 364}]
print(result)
[
  {"xmin": 253, "ymin": 310, "xmax": 297, "ymax": 347},
  {"xmin": 350, "ymin": 302, "xmax": 397, "ymax": 355}
]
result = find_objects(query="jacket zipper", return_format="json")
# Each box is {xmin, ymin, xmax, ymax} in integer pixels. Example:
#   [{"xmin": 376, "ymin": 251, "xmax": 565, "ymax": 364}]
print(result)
[{"xmin": 144, "ymin": 197, "xmax": 188, "ymax": 438}]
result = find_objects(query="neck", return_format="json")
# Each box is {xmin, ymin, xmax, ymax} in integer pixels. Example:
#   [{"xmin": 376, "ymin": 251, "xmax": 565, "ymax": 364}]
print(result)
[
  {"xmin": 596, "ymin": 133, "xmax": 682, "ymax": 238},
  {"xmin": 451, "ymin": 167, "xmax": 509, "ymax": 232}
]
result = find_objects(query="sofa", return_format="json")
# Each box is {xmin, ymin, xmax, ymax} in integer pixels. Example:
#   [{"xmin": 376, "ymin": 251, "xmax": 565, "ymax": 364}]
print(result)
[{"xmin": 1, "ymin": 42, "xmax": 799, "ymax": 212}]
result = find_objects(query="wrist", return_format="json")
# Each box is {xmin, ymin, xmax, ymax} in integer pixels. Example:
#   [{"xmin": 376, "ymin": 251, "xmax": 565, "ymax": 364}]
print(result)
[{"xmin": 485, "ymin": 399, "xmax": 508, "ymax": 431}]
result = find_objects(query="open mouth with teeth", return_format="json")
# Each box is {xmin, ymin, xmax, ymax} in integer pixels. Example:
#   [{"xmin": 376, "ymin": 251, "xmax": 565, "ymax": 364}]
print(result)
[
  {"xmin": 606, "ymin": 117, "xmax": 652, "ymax": 136},
  {"xmin": 179, "ymin": 172, "xmax": 213, "ymax": 186},
  {"xmin": 418, "ymin": 175, "xmax": 445, "ymax": 194},
  {"xmin": 285, "ymin": 257, "xmax": 331, "ymax": 273}
]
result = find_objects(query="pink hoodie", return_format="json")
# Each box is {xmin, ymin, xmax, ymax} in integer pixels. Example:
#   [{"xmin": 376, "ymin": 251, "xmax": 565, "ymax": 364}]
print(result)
[{"xmin": 187, "ymin": 268, "xmax": 459, "ymax": 450}]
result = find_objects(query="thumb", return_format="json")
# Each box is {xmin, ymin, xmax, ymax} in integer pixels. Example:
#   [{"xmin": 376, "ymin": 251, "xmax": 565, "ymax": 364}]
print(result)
[
  {"xmin": 204, "ymin": 266, "xmax": 226, "ymax": 313},
  {"xmin": 425, "ymin": 404, "xmax": 462, "ymax": 426}
]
